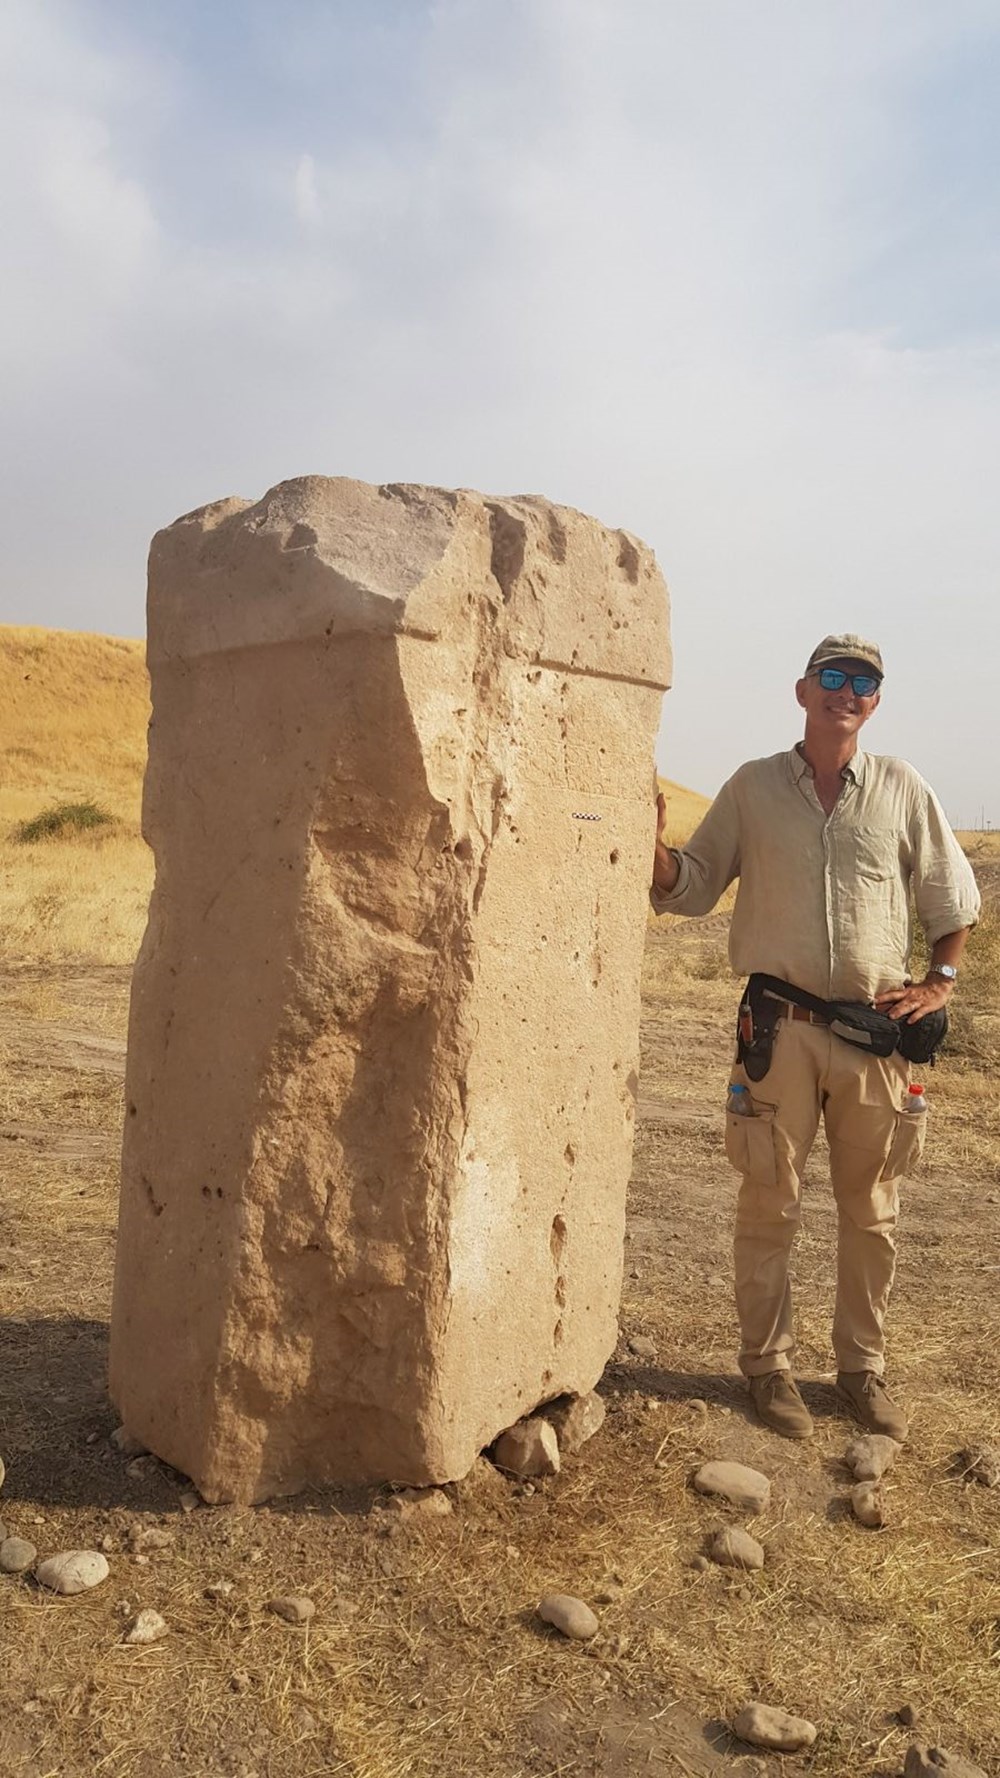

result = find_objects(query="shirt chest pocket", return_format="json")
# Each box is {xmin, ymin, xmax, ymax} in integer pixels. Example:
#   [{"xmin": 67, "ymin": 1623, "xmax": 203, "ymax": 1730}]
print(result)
[{"xmin": 852, "ymin": 827, "xmax": 900, "ymax": 883}]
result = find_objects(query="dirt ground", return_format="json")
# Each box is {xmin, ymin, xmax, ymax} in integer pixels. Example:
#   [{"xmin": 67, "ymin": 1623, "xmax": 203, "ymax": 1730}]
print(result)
[{"xmin": 2, "ymin": 911, "xmax": 999, "ymax": 1778}]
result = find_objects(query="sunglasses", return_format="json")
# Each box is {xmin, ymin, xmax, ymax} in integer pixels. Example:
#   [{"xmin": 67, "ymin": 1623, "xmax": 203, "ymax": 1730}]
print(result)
[{"xmin": 812, "ymin": 666, "xmax": 881, "ymax": 697}]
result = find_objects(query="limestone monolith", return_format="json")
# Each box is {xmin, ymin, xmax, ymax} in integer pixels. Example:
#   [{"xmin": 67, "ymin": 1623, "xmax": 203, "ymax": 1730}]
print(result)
[{"xmin": 109, "ymin": 476, "xmax": 671, "ymax": 1501}]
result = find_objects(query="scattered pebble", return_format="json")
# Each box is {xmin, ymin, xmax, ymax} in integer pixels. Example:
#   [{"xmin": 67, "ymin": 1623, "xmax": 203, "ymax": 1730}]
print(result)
[
  {"xmin": 897, "ymin": 1705, "xmax": 920, "ymax": 1728},
  {"xmin": 904, "ymin": 1744, "xmax": 988, "ymax": 1778},
  {"xmin": 955, "ymin": 1444, "xmax": 1000, "ymax": 1488},
  {"xmin": 178, "ymin": 1491, "xmax": 201, "ymax": 1514},
  {"xmin": 493, "ymin": 1418, "xmax": 560, "ymax": 1478},
  {"xmin": 845, "ymin": 1434, "xmax": 900, "ymax": 1481},
  {"xmin": 205, "ymin": 1580, "xmax": 234, "ymax": 1600},
  {"xmin": 0, "ymin": 1538, "xmax": 37, "ymax": 1575},
  {"xmin": 128, "ymin": 1524, "xmax": 174, "ymax": 1553},
  {"xmin": 626, "ymin": 1335, "xmax": 657, "ymax": 1361},
  {"xmin": 541, "ymin": 1392, "xmax": 606, "ymax": 1455},
  {"xmin": 124, "ymin": 1608, "xmax": 169, "ymax": 1645},
  {"xmin": 110, "ymin": 1427, "xmax": 147, "ymax": 1458},
  {"xmin": 99, "ymin": 1534, "xmax": 116, "ymax": 1554},
  {"xmin": 229, "ymin": 1670, "xmax": 251, "ymax": 1693},
  {"xmin": 851, "ymin": 1481, "xmax": 887, "ymax": 1528},
  {"xmin": 732, "ymin": 1703, "xmax": 817, "ymax": 1752},
  {"xmin": 0, "ymin": 1455, "xmax": 5, "ymax": 1489},
  {"xmin": 35, "ymin": 1551, "xmax": 110, "ymax": 1596},
  {"xmin": 693, "ymin": 1461, "xmax": 771, "ymax": 1513},
  {"xmin": 708, "ymin": 1528, "xmax": 765, "ymax": 1571},
  {"xmin": 267, "ymin": 1595, "xmax": 315, "ymax": 1626},
  {"xmin": 690, "ymin": 1555, "xmax": 710, "ymax": 1573},
  {"xmin": 382, "ymin": 1488, "xmax": 453, "ymax": 1520},
  {"xmin": 125, "ymin": 1458, "xmax": 151, "ymax": 1480},
  {"xmin": 593, "ymin": 1573, "xmax": 624, "ymax": 1603},
  {"xmin": 537, "ymin": 1592, "xmax": 599, "ymax": 1640}
]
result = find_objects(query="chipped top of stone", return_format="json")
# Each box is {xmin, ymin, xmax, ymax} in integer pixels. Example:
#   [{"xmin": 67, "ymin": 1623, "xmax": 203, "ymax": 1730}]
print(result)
[{"xmin": 148, "ymin": 477, "xmax": 671, "ymax": 690}]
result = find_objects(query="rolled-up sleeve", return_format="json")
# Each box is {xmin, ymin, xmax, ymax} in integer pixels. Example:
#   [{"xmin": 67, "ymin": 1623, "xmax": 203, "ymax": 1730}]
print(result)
[
  {"xmin": 650, "ymin": 775, "xmax": 742, "ymax": 917},
  {"xmin": 911, "ymin": 782, "xmax": 981, "ymax": 944}
]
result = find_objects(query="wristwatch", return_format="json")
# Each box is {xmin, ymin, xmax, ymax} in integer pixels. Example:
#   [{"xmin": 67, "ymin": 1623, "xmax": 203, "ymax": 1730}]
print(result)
[{"xmin": 928, "ymin": 964, "xmax": 958, "ymax": 982}]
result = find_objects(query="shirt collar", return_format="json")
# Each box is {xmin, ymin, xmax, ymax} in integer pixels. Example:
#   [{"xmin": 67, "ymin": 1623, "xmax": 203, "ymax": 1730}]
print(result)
[{"xmin": 789, "ymin": 744, "xmax": 868, "ymax": 786}]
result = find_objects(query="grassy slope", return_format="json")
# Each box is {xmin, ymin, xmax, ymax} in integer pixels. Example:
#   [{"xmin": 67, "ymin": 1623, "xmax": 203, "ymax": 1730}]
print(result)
[{"xmin": 0, "ymin": 627, "xmax": 152, "ymax": 965}]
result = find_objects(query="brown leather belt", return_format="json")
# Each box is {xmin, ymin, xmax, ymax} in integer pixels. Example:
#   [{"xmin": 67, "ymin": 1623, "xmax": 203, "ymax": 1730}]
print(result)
[{"xmin": 772, "ymin": 1001, "xmax": 828, "ymax": 1026}]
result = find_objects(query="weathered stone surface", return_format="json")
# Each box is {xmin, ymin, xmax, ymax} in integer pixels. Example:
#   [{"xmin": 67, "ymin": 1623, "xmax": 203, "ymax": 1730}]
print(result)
[
  {"xmin": 845, "ymin": 1434, "xmax": 899, "ymax": 1481},
  {"xmin": 904, "ymin": 1744, "xmax": 988, "ymax": 1778},
  {"xmin": 537, "ymin": 1592, "xmax": 599, "ymax": 1639},
  {"xmin": 708, "ymin": 1528, "xmax": 765, "ymax": 1570},
  {"xmin": 35, "ymin": 1551, "xmax": 109, "ymax": 1595},
  {"xmin": 732, "ymin": 1704, "xmax": 817, "ymax": 1752},
  {"xmin": 109, "ymin": 478, "xmax": 671, "ymax": 1504},
  {"xmin": 494, "ymin": 1418, "xmax": 561, "ymax": 1478},
  {"xmin": 540, "ymin": 1391, "xmax": 606, "ymax": 1455},
  {"xmin": 693, "ymin": 1462, "xmax": 771, "ymax": 1513}
]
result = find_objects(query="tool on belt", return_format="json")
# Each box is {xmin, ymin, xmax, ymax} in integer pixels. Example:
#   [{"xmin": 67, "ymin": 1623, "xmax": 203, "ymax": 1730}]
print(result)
[{"xmin": 736, "ymin": 973, "xmax": 948, "ymax": 1082}]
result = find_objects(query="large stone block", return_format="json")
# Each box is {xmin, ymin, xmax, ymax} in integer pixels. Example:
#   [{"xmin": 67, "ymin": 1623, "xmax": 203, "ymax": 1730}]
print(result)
[{"xmin": 109, "ymin": 477, "xmax": 671, "ymax": 1501}]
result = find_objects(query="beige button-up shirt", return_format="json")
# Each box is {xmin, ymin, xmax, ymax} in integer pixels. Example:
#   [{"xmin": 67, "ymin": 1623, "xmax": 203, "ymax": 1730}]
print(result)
[{"xmin": 652, "ymin": 747, "xmax": 981, "ymax": 1000}]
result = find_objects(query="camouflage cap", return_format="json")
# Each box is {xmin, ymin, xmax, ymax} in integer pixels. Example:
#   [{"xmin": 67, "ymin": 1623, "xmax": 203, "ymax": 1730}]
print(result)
[{"xmin": 805, "ymin": 633, "xmax": 884, "ymax": 679}]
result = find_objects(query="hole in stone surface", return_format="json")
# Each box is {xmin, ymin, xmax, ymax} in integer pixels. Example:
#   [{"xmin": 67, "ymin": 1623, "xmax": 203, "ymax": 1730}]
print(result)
[
  {"xmin": 563, "ymin": 1144, "xmax": 576, "ymax": 1166},
  {"xmin": 128, "ymin": 1103, "xmax": 137, "ymax": 1117},
  {"xmin": 550, "ymin": 1215, "xmax": 567, "ymax": 1265},
  {"xmin": 609, "ymin": 849, "xmax": 620, "ymax": 864}
]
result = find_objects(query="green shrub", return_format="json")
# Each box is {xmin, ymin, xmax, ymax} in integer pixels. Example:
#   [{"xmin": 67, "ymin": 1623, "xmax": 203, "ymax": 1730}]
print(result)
[{"xmin": 13, "ymin": 800, "xmax": 115, "ymax": 844}]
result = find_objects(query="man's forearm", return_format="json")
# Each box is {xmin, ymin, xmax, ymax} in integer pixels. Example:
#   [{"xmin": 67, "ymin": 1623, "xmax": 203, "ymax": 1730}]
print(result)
[{"xmin": 928, "ymin": 929, "xmax": 972, "ymax": 975}]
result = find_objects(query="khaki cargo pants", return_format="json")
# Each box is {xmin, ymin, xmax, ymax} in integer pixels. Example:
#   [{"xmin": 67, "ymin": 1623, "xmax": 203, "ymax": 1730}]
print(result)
[{"xmin": 726, "ymin": 1016, "xmax": 926, "ymax": 1378}]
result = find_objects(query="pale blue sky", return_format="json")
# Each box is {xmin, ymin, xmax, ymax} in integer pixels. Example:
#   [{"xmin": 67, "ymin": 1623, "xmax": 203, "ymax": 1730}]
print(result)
[{"xmin": 2, "ymin": 0, "xmax": 998, "ymax": 822}]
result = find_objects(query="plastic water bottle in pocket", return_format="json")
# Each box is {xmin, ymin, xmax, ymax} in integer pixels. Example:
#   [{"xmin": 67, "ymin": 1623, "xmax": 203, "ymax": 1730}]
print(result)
[
  {"xmin": 727, "ymin": 1083, "xmax": 752, "ymax": 1116},
  {"xmin": 903, "ymin": 1083, "xmax": 927, "ymax": 1115}
]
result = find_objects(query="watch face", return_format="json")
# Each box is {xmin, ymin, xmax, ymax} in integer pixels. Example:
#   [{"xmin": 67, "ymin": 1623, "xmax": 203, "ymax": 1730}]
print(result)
[{"xmin": 934, "ymin": 965, "xmax": 957, "ymax": 979}]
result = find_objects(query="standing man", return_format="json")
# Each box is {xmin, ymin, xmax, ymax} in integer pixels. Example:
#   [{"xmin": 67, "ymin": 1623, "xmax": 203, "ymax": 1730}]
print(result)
[{"xmin": 651, "ymin": 636, "xmax": 980, "ymax": 1441}]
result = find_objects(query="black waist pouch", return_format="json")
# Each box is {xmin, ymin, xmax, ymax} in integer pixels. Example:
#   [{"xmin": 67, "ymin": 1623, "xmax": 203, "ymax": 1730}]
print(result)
[{"xmin": 746, "ymin": 975, "xmax": 948, "ymax": 1068}]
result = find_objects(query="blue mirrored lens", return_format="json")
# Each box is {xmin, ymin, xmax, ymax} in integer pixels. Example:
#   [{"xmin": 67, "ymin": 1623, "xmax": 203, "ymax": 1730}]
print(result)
[{"xmin": 818, "ymin": 668, "xmax": 878, "ymax": 696}]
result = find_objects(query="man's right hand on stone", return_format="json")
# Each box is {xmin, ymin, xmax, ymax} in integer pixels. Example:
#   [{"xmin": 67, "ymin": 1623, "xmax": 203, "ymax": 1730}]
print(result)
[{"xmin": 652, "ymin": 789, "xmax": 680, "ymax": 894}]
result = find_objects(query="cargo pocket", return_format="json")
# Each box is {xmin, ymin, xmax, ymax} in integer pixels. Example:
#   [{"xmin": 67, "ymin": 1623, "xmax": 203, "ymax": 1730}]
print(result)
[
  {"xmin": 881, "ymin": 1111, "xmax": 927, "ymax": 1182},
  {"xmin": 724, "ymin": 1103, "xmax": 778, "ymax": 1186}
]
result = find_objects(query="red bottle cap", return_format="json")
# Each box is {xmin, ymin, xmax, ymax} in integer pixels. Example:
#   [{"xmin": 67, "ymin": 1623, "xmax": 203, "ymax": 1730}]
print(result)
[{"xmin": 908, "ymin": 1083, "xmax": 925, "ymax": 1095}]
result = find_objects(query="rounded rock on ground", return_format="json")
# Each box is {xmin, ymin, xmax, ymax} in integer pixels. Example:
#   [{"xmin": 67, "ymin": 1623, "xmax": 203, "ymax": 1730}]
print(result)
[
  {"xmin": 903, "ymin": 1743, "xmax": 989, "ymax": 1778},
  {"xmin": 626, "ymin": 1334, "xmax": 657, "ymax": 1361},
  {"xmin": 267, "ymin": 1595, "xmax": 315, "ymax": 1625},
  {"xmin": 382, "ymin": 1487, "xmax": 453, "ymax": 1520},
  {"xmin": 493, "ymin": 1417, "xmax": 560, "ymax": 1479},
  {"xmin": 708, "ymin": 1527, "xmax": 765, "ymax": 1571},
  {"xmin": 0, "ymin": 1537, "xmax": 38, "ymax": 1575},
  {"xmin": 124, "ymin": 1608, "xmax": 169, "ymax": 1645},
  {"xmin": 851, "ymin": 1480, "xmax": 887, "ymax": 1528},
  {"xmin": 732, "ymin": 1703, "xmax": 817, "ymax": 1752},
  {"xmin": 537, "ymin": 1592, "xmax": 599, "ymax": 1640},
  {"xmin": 845, "ymin": 1434, "xmax": 900, "ymax": 1480},
  {"xmin": 692, "ymin": 1460, "xmax": 771, "ymax": 1513},
  {"xmin": 35, "ymin": 1550, "xmax": 110, "ymax": 1595}
]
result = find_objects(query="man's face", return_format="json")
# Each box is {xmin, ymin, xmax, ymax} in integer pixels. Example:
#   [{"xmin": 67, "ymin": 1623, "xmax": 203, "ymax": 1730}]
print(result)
[{"xmin": 795, "ymin": 657, "xmax": 882, "ymax": 740}]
